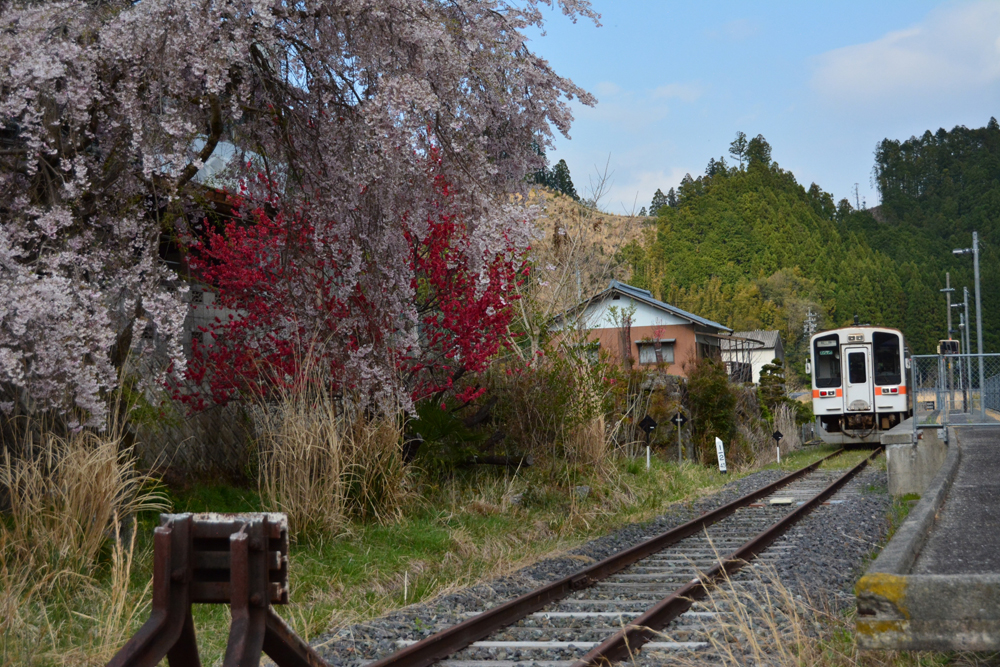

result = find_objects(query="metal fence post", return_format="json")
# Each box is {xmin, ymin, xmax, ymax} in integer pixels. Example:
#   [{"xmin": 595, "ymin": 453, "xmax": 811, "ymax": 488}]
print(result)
[{"xmin": 912, "ymin": 355, "xmax": 918, "ymax": 441}]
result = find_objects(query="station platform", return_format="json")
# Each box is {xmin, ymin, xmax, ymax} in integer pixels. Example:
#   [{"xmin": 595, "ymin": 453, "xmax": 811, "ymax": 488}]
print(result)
[{"xmin": 856, "ymin": 416, "xmax": 1000, "ymax": 651}]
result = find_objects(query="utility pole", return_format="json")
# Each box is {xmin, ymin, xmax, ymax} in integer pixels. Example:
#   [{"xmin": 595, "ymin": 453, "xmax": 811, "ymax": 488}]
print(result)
[
  {"xmin": 953, "ymin": 233, "xmax": 985, "ymax": 418},
  {"xmin": 953, "ymin": 301, "xmax": 967, "ymax": 411},
  {"xmin": 964, "ymin": 287, "xmax": 972, "ymax": 403},
  {"xmin": 974, "ymin": 231, "xmax": 984, "ymax": 419},
  {"xmin": 941, "ymin": 273, "xmax": 955, "ymax": 411},
  {"xmin": 803, "ymin": 308, "xmax": 818, "ymax": 338},
  {"xmin": 942, "ymin": 273, "xmax": 953, "ymax": 337}
]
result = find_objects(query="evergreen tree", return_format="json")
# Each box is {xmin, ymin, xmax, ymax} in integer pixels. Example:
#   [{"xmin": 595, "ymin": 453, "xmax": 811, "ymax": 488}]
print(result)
[
  {"xmin": 705, "ymin": 156, "xmax": 728, "ymax": 177},
  {"xmin": 746, "ymin": 134, "xmax": 772, "ymax": 168},
  {"xmin": 667, "ymin": 187, "xmax": 678, "ymax": 208},
  {"xmin": 729, "ymin": 131, "xmax": 748, "ymax": 169},
  {"xmin": 758, "ymin": 359, "xmax": 787, "ymax": 414},
  {"xmin": 638, "ymin": 206, "xmax": 647, "ymax": 217},
  {"xmin": 530, "ymin": 141, "xmax": 550, "ymax": 187},
  {"xmin": 550, "ymin": 159, "xmax": 579, "ymax": 200},
  {"xmin": 650, "ymin": 188, "xmax": 668, "ymax": 215}
]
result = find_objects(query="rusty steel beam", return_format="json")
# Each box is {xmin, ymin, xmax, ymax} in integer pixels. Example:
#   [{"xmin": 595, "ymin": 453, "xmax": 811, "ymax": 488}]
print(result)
[
  {"xmin": 366, "ymin": 448, "xmax": 847, "ymax": 667},
  {"xmin": 107, "ymin": 515, "xmax": 201, "ymax": 667},
  {"xmin": 263, "ymin": 609, "xmax": 332, "ymax": 667},
  {"xmin": 107, "ymin": 512, "xmax": 320, "ymax": 667},
  {"xmin": 223, "ymin": 520, "xmax": 269, "ymax": 667},
  {"xmin": 572, "ymin": 448, "xmax": 884, "ymax": 667}
]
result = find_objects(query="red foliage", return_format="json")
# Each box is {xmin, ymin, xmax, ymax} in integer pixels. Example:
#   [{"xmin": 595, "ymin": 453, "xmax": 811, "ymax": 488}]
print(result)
[
  {"xmin": 175, "ymin": 174, "xmax": 526, "ymax": 409},
  {"xmin": 405, "ymin": 176, "xmax": 527, "ymax": 403}
]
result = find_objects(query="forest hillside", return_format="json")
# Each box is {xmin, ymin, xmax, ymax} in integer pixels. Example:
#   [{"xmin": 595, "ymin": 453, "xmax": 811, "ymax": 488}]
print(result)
[
  {"xmin": 623, "ymin": 122, "xmax": 1000, "ymax": 369},
  {"xmin": 621, "ymin": 138, "xmax": 903, "ymax": 375},
  {"xmin": 841, "ymin": 119, "xmax": 1000, "ymax": 355}
]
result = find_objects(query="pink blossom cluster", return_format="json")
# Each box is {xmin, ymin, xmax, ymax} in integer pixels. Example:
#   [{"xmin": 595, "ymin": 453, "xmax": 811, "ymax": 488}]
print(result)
[{"xmin": 0, "ymin": 0, "xmax": 596, "ymax": 425}]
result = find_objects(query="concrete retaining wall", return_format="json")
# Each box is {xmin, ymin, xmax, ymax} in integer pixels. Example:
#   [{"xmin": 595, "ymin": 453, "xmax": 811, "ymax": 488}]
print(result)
[
  {"xmin": 853, "ymin": 428, "xmax": 1000, "ymax": 650},
  {"xmin": 883, "ymin": 421, "xmax": 948, "ymax": 497}
]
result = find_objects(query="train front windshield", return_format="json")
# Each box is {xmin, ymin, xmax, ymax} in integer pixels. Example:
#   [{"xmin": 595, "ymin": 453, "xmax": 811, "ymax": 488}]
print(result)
[
  {"xmin": 873, "ymin": 332, "xmax": 902, "ymax": 385},
  {"xmin": 814, "ymin": 334, "xmax": 841, "ymax": 387}
]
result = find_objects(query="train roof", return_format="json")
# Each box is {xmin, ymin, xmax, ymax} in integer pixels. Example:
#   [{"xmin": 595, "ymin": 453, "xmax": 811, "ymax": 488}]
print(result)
[{"xmin": 808, "ymin": 326, "xmax": 904, "ymax": 343}]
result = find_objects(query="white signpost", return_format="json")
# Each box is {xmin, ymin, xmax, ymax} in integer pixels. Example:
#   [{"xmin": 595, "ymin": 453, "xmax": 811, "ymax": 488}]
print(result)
[{"xmin": 715, "ymin": 436, "xmax": 727, "ymax": 474}]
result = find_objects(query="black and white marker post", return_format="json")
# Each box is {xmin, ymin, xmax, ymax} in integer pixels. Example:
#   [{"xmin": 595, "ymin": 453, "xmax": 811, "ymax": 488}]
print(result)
[
  {"xmin": 669, "ymin": 412, "xmax": 687, "ymax": 463},
  {"xmin": 715, "ymin": 436, "xmax": 727, "ymax": 474},
  {"xmin": 639, "ymin": 415, "xmax": 657, "ymax": 470},
  {"xmin": 772, "ymin": 429, "xmax": 783, "ymax": 465}
]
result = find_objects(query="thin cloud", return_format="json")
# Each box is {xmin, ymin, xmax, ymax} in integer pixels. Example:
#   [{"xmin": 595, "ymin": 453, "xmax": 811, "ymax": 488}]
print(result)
[
  {"xmin": 652, "ymin": 82, "xmax": 705, "ymax": 103},
  {"xmin": 811, "ymin": 1, "xmax": 1000, "ymax": 106},
  {"xmin": 593, "ymin": 81, "xmax": 622, "ymax": 96},
  {"xmin": 604, "ymin": 167, "xmax": 692, "ymax": 216}
]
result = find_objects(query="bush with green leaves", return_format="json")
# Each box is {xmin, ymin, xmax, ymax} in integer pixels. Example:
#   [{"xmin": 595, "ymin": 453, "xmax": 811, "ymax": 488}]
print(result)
[{"xmin": 685, "ymin": 358, "xmax": 739, "ymax": 465}]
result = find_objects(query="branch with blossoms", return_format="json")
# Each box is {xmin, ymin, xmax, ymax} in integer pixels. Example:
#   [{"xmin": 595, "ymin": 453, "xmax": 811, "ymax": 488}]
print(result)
[{"xmin": 173, "ymin": 166, "xmax": 530, "ymax": 411}]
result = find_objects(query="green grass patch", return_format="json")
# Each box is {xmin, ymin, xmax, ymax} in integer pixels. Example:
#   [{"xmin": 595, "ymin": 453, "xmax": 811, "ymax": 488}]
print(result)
[
  {"xmin": 8, "ymin": 444, "xmax": 870, "ymax": 664},
  {"xmin": 96, "ymin": 455, "xmax": 750, "ymax": 663}
]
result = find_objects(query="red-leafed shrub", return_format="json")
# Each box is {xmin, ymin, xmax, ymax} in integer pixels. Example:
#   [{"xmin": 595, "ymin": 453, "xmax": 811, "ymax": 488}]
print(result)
[{"xmin": 177, "ymin": 172, "xmax": 527, "ymax": 410}]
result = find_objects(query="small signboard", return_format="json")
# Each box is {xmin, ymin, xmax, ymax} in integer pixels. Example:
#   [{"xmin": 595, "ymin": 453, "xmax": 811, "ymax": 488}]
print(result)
[
  {"xmin": 639, "ymin": 415, "xmax": 658, "ymax": 434},
  {"xmin": 715, "ymin": 436, "xmax": 727, "ymax": 474},
  {"xmin": 772, "ymin": 430, "xmax": 783, "ymax": 442},
  {"xmin": 670, "ymin": 413, "xmax": 688, "ymax": 427}
]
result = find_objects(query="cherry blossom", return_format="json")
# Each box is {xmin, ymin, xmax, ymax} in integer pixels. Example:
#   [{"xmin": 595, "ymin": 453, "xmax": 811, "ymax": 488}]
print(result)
[{"xmin": 0, "ymin": 0, "xmax": 596, "ymax": 425}]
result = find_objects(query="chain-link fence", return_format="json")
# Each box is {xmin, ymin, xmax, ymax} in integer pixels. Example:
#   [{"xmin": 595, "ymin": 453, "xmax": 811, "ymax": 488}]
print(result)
[{"xmin": 911, "ymin": 353, "xmax": 1000, "ymax": 433}]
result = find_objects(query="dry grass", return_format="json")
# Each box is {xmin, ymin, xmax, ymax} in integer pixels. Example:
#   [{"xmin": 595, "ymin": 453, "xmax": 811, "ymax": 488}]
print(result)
[
  {"xmin": 524, "ymin": 186, "xmax": 644, "ymax": 315},
  {"xmin": 653, "ymin": 562, "xmax": 975, "ymax": 667},
  {"xmin": 563, "ymin": 414, "xmax": 607, "ymax": 467},
  {"xmin": 254, "ymin": 387, "xmax": 347, "ymax": 537},
  {"xmin": 774, "ymin": 403, "xmax": 803, "ymax": 454},
  {"xmin": 254, "ymin": 383, "xmax": 408, "ymax": 539},
  {"xmin": 1, "ymin": 427, "xmax": 164, "ymax": 572},
  {"xmin": 0, "ymin": 412, "xmax": 166, "ymax": 664}
]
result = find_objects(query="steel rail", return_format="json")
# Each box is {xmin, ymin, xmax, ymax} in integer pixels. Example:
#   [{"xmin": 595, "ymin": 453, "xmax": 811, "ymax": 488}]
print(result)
[
  {"xmin": 366, "ymin": 448, "xmax": 847, "ymax": 667},
  {"xmin": 572, "ymin": 447, "xmax": 883, "ymax": 667}
]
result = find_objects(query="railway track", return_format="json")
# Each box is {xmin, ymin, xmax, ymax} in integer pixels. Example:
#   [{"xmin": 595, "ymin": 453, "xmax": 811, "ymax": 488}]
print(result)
[{"xmin": 356, "ymin": 449, "xmax": 882, "ymax": 667}]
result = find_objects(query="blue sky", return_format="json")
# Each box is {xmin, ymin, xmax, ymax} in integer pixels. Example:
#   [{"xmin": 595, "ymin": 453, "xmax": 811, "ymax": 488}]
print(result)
[{"xmin": 526, "ymin": 0, "xmax": 1000, "ymax": 214}]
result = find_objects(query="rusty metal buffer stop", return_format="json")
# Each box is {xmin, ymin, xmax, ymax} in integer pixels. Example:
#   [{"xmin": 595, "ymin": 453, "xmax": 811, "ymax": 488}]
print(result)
[{"xmin": 107, "ymin": 512, "xmax": 329, "ymax": 667}]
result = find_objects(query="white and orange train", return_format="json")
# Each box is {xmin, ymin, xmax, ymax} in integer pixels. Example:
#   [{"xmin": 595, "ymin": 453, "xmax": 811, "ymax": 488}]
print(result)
[{"xmin": 807, "ymin": 326, "xmax": 911, "ymax": 445}]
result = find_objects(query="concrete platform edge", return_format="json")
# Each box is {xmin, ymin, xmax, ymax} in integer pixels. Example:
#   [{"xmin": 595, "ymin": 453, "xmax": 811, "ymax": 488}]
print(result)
[
  {"xmin": 868, "ymin": 429, "xmax": 961, "ymax": 575},
  {"xmin": 855, "ymin": 429, "xmax": 968, "ymax": 649}
]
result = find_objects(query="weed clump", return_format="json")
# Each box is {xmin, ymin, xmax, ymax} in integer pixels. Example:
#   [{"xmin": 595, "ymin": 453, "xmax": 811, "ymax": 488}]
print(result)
[{"xmin": 0, "ymin": 412, "xmax": 166, "ymax": 663}]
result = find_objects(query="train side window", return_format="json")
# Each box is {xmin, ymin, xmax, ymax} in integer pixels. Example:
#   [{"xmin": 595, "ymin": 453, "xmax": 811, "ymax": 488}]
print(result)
[
  {"xmin": 848, "ymin": 352, "xmax": 867, "ymax": 384},
  {"xmin": 814, "ymin": 334, "xmax": 841, "ymax": 388},
  {"xmin": 873, "ymin": 332, "xmax": 901, "ymax": 385}
]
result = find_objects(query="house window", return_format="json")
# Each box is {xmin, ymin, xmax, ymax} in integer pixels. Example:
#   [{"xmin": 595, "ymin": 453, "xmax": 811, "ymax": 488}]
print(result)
[{"xmin": 637, "ymin": 341, "xmax": 674, "ymax": 365}]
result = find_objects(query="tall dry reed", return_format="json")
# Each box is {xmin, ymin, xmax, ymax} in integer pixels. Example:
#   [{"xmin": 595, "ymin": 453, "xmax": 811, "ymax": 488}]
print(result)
[
  {"xmin": 254, "ymin": 388, "xmax": 347, "ymax": 537},
  {"xmin": 0, "ymin": 412, "xmax": 166, "ymax": 664},
  {"xmin": 1, "ymin": 422, "xmax": 167, "ymax": 574},
  {"xmin": 254, "ymin": 385, "xmax": 408, "ymax": 538},
  {"xmin": 774, "ymin": 402, "xmax": 802, "ymax": 454}
]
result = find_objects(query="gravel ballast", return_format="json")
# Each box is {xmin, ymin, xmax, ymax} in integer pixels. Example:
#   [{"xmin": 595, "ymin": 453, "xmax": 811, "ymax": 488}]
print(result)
[{"xmin": 312, "ymin": 461, "xmax": 892, "ymax": 667}]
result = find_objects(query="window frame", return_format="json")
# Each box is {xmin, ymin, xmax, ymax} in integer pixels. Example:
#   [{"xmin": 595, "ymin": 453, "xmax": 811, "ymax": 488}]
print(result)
[
  {"xmin": 636, "ymin": 340, "xmax": 675, "ymax": 365},
  {"xmin": 873, "ymin": 331, "xmax": 902, "ymax": 386},
  {"xmin": 813, "ymin": 333, "xmax": 842, "ymax": 388}
]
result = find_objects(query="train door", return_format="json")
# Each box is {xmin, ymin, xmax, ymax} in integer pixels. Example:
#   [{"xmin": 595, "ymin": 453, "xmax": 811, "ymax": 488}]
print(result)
[{"xmin": 843, "ymin": 346, "xmax": 873, "ymax": 412}]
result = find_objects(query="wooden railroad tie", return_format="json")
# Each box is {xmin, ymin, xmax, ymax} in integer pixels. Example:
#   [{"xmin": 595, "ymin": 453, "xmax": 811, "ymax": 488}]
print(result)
[{"xmin": 107, "ymin": 512, "xmax": 329, "ymax": 667}]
